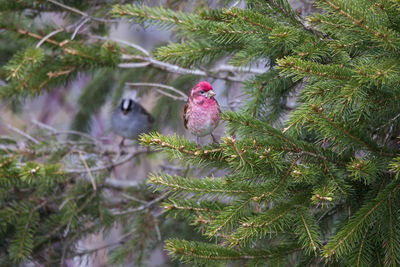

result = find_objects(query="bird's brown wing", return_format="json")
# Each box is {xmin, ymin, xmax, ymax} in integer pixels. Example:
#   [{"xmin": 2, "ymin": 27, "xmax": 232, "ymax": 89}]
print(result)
[{"xmin": 183, "ymin": 102, "xmax": 189, "ymax": 129}]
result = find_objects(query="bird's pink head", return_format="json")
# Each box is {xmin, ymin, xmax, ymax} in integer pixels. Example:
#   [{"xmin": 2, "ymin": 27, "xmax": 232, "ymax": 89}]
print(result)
[{"xmin": 190, "ymin": 81, "xmax": 216, "ymax": 101}]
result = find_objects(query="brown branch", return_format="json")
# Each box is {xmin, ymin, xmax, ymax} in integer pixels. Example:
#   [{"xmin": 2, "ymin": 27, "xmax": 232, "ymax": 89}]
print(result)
[
  {"xmin": 78, "ymin": 151, "xmax": 97, "ymax": 191},
  {"xmin": 64, "ymin": 148, "xmax": 150, "ymax": 174},
  {"xmin": 173, "ymin": 246, "xmax": 301, "ymax": 260},
  {"xmin": 47, "ymin": 0, "xmax": 116, "ymax": 23},
  {"xmin": 148, "ymin": 138, "xmax": 223, "ymax": 158},
  {"xmin": 126, "ymin": 82, "xmax": 188, "ymax": 102},
  {"xmin": 13, "ymin": 28, "xmax": 94, "ymax": 59},
  {"xmin": 165, "ymin": 204, "xmax": 221, "ymax": 213},
  {"xmin": 0, "ymin": 119, "xmax": 39, "ymax": 144},
  {"xmin": 112, "ymin": 193, "xmax": 169, "ymax": 215}
]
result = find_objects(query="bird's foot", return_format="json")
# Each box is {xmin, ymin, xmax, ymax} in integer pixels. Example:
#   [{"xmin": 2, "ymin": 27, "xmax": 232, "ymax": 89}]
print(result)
[
  {"xmin": 211, "ymin": 134, "xmax": 219, "ymax": 145},
  {"xmin": 196, "ymin": 136, "xmax": 202, "ymax": 148},
  {"xmin": 116, "ymin": 138, "xmax": 126, "ymax": 159}
]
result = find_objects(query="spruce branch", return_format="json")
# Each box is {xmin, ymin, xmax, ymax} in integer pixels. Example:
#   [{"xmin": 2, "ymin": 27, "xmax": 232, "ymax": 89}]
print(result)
[
  {"xmin": 9, "ymin": 207, "xmax": 38, "ymax": 263},
  {"xmin": 295, "ymin": 207, "xmax": 321, "ymax": 255},
  {"xmin": 148, "ymin": 173, "xmax": 252, "ymax": 196},
  {"xmin": 112, "ymin": 4, "xmax": 199, "ymax": 29},
  {"xmin": 89, "ymin": 35, "xmax": 150, "ymax": 57},
  {"xmin": 8, "ymin": 28, "xmax": 94, "ymax": 59},
  {"xmin": 111, "ymin": 4, "xmax": 265, "ymax": 80},
  {"xmin": 309, "ymin": 14, "xmax": 346, "ymax": 30},
  {"xmin": 155, "ymin": 41, "xmax": 240, "ymax": 67},
  {"xmin": 163, "ymin": 199, "xmax": 225, "ymax": 214},
  {"xmin": 323, "ymin": 162, "xmax": 347, "ymax": 195},
  {"xmin": 356, "ymin": 227, "xmax": 369, "ymax": 267},
  {"xmin": 207, "ymin": 198, "xmax": 252, "ymax": 236},
  {"xmin": 225, "ymin": 137, "xmax": 253, "ymax": 168},
  {"xmin": 277, "ymin": 57, "xmax": 353, "ymax": 81},
  {"xmin": 222, "ymin": 112, "xmax": 344, "ymax": 165},
  {"xmin": 267, "ymin": 156, "xmax": 299, "ymax": 197},
  {"xmin": 223, "ymin": 112, "xmax": 300, "ymax": 148},
  {"xmin": 166, "ymin": 239, "xmax": 301, "ymax": 262},
  {"xmin": 323, "ymin": 179, "xmax": 400, "ymax": 258},
  {"xmin": 217, "ymin": 8, "xmax": 274, "ymax": 31},
  {"xmin": 140, "ymin": 132, "xmax": 225, "ymax": 165},
  {"xmin": 264, "ymin": 0, "xmax": 304, "ymax": 27},
  {"xmin": 310, "ymin": 104, "xmax": 395, "ymax": 157},
  {"xmin": 385, "ymin": 196, "xmax": 396, "ymax": 266},
  {"xmin": 321, "ymin": 0, "xmax": 400, "ymax": 51},
  {"xmin": 375, "ymin": 111, "xmax": 400, "ymax": 132},
  {"xmin": 252, "ymin": 82, "xmax": 264, "ymax": 117},
  {"xmin": 229, "ymin": 192, "xmax": 309, "ymax": 246}
]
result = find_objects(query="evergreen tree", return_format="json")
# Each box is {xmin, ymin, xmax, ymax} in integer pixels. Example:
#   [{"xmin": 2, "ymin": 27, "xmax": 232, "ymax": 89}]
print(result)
[{"xmin": 2, "ymin": 0, "xmax": 400, "ymax": 266}]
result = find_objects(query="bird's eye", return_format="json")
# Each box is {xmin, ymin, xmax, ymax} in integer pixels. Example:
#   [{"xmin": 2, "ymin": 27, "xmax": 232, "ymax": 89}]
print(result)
[{"xmin": 199, "ymin": 90, "xmax": 205, "ymax": 94}]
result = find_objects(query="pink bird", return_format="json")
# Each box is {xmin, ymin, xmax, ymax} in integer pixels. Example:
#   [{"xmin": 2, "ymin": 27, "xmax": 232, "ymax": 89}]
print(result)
[{"xmin": 184, "ymin": 81, "xmax": 220, "ymax": 144}]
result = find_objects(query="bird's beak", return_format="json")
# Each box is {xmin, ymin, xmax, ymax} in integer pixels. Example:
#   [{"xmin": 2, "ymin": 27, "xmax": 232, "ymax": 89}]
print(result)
[{"xmin": 206, "ymin": 90, "xmax": 216, "ymax": 99}]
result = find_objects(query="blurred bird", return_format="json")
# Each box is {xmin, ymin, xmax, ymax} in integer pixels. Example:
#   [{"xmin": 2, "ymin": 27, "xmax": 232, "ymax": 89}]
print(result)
[
  {"xmin": 184, "ymin": 81, "xmax": 220, "ymax": 144},
  {"xmin": 111, "ymin": 95, "xmax": 154, "ymax": 146}
]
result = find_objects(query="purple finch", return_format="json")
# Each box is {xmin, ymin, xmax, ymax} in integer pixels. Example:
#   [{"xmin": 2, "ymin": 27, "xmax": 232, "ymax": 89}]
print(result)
[{"xmin": 184, "ymin": 81, "xmax": 220, "ymax": 143}]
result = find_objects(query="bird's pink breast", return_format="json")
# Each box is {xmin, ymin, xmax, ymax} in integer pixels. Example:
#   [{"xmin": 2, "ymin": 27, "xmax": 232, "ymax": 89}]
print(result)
[{"xmin": 186, "ymin": 98, "xmax": 219, "ymax": 137}]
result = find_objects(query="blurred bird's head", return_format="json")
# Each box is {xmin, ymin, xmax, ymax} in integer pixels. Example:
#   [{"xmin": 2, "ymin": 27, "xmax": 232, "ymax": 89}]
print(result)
[
  {"xmin": 119, "ymin": 90, "xmax": 140, "ymax": 115},
  {"xmin": 190, "ymin": 81, "xmax": 216, "ymax": 100},
  {"xmin": 120, "ymin": 99, "xmax": 134, "ymax": 115}
]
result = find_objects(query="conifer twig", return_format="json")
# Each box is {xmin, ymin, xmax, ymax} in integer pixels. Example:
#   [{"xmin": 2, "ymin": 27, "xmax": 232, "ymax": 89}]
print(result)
[
  {"xmin": 32, "ymin": 119, "xmax": 102, "ymax": 146},
  {"xmin": 64, "ymin": 148, "xmax": 150, "ymax": 174},
  {"xmin": 89, "ymin": 35, "xmax": 150, "ymax": 56},
  {"xmin": 36, "ymin": 29, "xmax": 64, "ymax": 48},
  {"xmin": 71, "ymin": 17, "xmax": 90, "ymax": 40},
  {"xmin": 209, "ymin": 198, "xmax": 252, "ymax": 235},
  {"xmin": 312, "ymin": 106, "xmax": 394, "ymax": 157},
  {"xmin": 323, "ymin": 0, "xmax": 379, "ymax": 37},
  {"xmin": 375, "ymin": 112, "xmax": 400, "ymax": 132},
  {"xmin": 269, "ymin": 157, "xmax": 299, "ymax": 197},
  {"xmin": 112, "ymin": 192, "xmax": 169, "ymax": 215},
  {"xmin": 0, "ymin": 119, "xmax": 39, "ymax": 144},
  {"xmin": 118, "ymin": 62, "xmax": 151, "ymax": 68},
  {"xmin": 297, "ymin": 207, "xmax": 318, "ymax": 253},
  {"xmin": 11, "ymin": 28, "xmax": 94, "ymax": 59},
  {"xmin": 78, "ymin": 151, "xmax": 97, "ymax": 191},
  {"xmin": 104, "ymin": 178, "xmax": 139, "ymax": 189},
  {"xmin": 126, "ymin": 82, "xmax": 188, "ymax": 102},
  {"xmin": 121, "ymin": 193, "xmax": 147, "ymax": 204},
  {"xmin": 47, "ymin": 0, "xmax": 116, "ymax": 23},
  {"xmin": 121, "ymin": 54, "xmax": 245, "ymax": 81}
]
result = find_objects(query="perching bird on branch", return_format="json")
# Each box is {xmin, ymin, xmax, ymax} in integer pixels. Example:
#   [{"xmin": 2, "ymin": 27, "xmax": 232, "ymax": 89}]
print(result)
[
  {"xmin": 184, "ymin": 81, "xmax": 220, "ymax": 144},
  {"xmin": 112, "ymin": 94, "xmax": 154, "ymax": 146}
]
